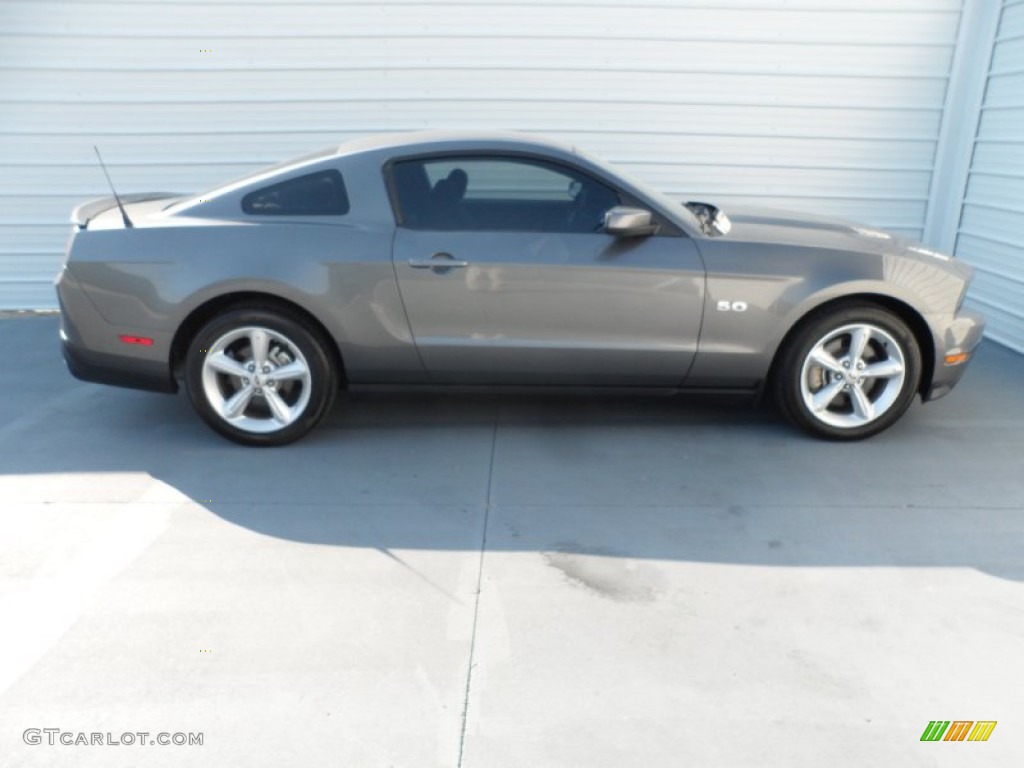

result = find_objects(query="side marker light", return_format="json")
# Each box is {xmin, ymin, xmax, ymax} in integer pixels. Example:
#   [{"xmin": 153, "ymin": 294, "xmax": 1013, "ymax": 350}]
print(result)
[{"xmin": 119, "ymin": 335, "xmax": 154, "ymax": 346}]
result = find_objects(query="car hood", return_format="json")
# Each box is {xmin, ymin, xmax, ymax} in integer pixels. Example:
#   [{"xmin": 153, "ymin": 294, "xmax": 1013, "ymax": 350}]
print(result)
[
  {"xmin": 715, "ymin": 205, "xmax": 911, "ymax": 255},
  {"xmin": 709, "ymin": 204, "xmax": 974, "ymax": 282}
]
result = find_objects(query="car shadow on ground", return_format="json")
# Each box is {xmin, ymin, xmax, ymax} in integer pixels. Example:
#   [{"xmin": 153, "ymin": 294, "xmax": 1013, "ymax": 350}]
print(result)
[{"xmin": 3, "ymin": 316, "xmax": 1023, "ymax": 581}]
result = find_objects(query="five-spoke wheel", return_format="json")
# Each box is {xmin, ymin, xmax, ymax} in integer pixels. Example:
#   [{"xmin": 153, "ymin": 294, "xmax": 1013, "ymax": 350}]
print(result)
[
  {"xmin": 775, "ymin": 304, "xmax": 921, "ymax": 439},
  {"xmin": 185, "ymin": 307, "xmax": 337, "ymax": 446}
]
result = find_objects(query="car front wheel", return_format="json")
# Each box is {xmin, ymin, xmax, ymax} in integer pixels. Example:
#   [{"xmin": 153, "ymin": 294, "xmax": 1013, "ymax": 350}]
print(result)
[
  {"xmin": 774, "ymin": 305, "xmax": 922, "ymax": 440},
  {"xmin": 184, "ymin": 307, "xmax": 337, "ymax": 446}
]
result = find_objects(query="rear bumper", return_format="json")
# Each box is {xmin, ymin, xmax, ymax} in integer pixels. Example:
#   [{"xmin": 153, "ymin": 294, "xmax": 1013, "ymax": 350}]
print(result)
[
  {"xmin": 923, "ymin": 307, "xmax": 986, "ymax": 401},
  {"xmin": 61, "ymin": 330, "xmax": 176, "ymax": 393},
  {"xmin": 56, "ymin": 267, "xmax": 177, "ymax": 394}
]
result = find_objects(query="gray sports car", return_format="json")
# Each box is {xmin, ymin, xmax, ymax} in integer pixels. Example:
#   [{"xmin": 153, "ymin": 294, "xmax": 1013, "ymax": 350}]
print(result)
[{"xmin": 57, "ymin": 132, "xmax": 984, "ymax": 445}]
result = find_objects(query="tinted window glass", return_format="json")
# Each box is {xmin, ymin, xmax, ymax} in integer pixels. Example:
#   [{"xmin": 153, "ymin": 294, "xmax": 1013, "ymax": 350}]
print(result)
[
  {"xmin": 391, "ymin": 156, "xmax": 619, "ymax": 233},
  {"xmin": 242, "ymin": 169, "xmax": 349, "ymax": 216}
]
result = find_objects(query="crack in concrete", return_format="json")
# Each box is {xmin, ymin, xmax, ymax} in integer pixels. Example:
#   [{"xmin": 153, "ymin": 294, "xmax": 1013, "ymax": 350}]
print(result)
[{"xmin": 456, "ymin": 407, "xmax": 498, "ymax": 768}]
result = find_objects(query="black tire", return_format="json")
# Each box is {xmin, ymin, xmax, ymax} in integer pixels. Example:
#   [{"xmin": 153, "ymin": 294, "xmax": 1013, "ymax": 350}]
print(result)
[
  {"xmin": 773, "ymin": 304, "xmax": 922, "ymax": 440},
  {"xmin": 184, "ymin": 306, "xmax": 338, "ymax": 446}
]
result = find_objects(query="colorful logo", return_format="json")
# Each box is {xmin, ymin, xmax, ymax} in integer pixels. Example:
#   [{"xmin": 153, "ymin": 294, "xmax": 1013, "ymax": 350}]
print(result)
[{"xmin": 920, "ymin": 721, "xmax": 997, "ymax": 742}]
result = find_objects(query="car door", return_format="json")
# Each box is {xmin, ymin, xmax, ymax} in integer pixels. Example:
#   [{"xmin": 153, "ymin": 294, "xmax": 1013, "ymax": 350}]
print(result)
[{"xmin": 388, "ymin": 154, "xmax": 705, "ymax": 385}]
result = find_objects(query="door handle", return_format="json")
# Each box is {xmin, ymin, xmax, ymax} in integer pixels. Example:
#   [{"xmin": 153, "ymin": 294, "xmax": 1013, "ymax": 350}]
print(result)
[{"xmin": 408, "ymin": 253, "xmax": 469, "ymax": 270}]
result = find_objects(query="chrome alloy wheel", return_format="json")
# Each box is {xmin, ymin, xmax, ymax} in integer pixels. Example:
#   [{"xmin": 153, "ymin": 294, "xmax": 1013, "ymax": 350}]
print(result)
[
  {"xmin": 200, "ymin": 326, "xmax": 312, "ymax": 434},
  {"xmin": 799, "ymin": 322, "xmax": 907, "ymax": 429}
]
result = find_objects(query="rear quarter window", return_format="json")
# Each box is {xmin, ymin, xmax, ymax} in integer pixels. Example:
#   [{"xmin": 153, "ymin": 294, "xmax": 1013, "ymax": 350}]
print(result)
[{"xmin": 241, "ymin": 169, "xmax": 349, "ymax": 216}]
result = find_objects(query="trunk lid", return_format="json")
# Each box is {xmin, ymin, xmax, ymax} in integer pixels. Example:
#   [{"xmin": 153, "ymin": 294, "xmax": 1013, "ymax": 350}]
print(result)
[{"xmin": 71, "ymin": 192, "xmax": 183, "ymax": 228}]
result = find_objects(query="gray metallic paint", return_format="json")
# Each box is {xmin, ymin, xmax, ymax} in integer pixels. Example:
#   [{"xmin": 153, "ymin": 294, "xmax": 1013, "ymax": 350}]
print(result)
[
  {"xmin": 57, "ymin": 131, "xmax": 984, "ymax": 402},
  {"xmin": 392, "ymin": 228, "xmax": 704, "ymax": 385}
]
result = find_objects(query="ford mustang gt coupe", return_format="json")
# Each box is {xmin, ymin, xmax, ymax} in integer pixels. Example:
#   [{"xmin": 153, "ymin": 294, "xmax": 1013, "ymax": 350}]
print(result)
[{"xmin": 57, "ymin": 132, "xmax": 984, "ymax": 445}]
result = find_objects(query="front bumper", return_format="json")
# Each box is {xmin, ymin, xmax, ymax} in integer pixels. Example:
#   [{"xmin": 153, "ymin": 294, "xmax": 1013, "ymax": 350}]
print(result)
[{"xmin": 923, "ymin": 307, "xmax": 986, "ymax": 401}]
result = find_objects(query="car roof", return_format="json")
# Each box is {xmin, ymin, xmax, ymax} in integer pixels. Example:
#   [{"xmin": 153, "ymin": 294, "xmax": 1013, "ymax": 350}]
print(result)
[
  {"xmin": 166, "ymin": 131, "xmax": 588, "ymax": 218},
  {"xmin": 334, "ymin": 130, "xmax": 579, "ymax": 158}
]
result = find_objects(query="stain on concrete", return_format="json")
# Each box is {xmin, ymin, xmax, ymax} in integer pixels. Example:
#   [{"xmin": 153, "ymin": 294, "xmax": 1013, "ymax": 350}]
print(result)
[{"xmin": 542, "ymin": 544, "xmax": 664, "ymax": 602}]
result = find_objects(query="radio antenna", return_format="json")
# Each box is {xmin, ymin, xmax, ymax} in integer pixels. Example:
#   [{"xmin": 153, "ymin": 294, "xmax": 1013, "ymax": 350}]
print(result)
[{"xmin": 93, "ymin": 146, "xmax": 133, "ymax": 228}]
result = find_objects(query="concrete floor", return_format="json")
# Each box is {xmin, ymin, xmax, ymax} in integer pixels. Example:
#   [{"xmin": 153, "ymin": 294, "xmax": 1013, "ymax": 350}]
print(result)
[{"xmin": 1, "ymin": 315, "xmax": 1022, "ymax": 767}]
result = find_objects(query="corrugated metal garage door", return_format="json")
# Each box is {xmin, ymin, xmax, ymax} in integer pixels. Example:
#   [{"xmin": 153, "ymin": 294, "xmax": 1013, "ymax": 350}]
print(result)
[
  {"xmin": 956, "ymin": 0, "xmax": 1024, "ymax": 352},
  {"xmin": 0, "ymin": 0, "xmax": 961, "ymax": 308}
]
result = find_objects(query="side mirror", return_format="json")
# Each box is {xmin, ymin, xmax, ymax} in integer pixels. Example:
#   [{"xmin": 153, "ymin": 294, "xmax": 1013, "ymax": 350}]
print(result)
[{"xmin": 603, "ymin": 206, "xmax": 659, "ymax": 237}]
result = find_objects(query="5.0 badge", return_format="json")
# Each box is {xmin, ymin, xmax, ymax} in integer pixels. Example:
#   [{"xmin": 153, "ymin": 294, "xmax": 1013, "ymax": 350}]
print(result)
[{"xmin": 716, "ymin": 300, "xmax": 748, "ymax": 312}]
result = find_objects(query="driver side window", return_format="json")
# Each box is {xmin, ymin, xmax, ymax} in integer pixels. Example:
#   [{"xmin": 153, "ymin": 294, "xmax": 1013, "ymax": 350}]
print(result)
[{"xmin": 391, "ymin": 156, "xmax": 620, "ymax": 234}]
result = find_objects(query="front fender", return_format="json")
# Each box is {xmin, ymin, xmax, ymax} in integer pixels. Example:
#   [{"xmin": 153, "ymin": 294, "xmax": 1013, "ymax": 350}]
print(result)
[{"xmin": 686, "ymin": 242, "xmax": 963, "ymax": 388}]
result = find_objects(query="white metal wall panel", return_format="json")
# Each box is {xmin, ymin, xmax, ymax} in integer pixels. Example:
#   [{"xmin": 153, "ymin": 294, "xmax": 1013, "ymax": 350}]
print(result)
[
  {"xmin": 0, "ymin": 0, "xmax": 962, "ymax": 308},
  {"xmin": 956, "ymin": 0, "xmax": 1024, "ymax": 351}
]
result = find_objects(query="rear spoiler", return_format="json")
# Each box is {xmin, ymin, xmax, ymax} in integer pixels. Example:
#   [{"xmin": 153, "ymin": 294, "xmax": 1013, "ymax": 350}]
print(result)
[{"xmin": 71, "ymin": 192, "xmax": 181, "ymax": 228}]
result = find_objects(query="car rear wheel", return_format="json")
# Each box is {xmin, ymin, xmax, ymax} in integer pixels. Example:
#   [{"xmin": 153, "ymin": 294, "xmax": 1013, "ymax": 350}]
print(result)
[
  {"xmin": 774, "ymin": 305, "xmax": 922, "ymax": 440},
  {"xmin": 184, "ymin": 307, "xmax": 337, "ymax": 446}
]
